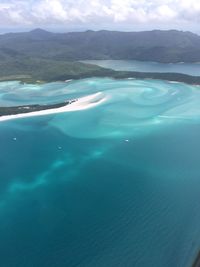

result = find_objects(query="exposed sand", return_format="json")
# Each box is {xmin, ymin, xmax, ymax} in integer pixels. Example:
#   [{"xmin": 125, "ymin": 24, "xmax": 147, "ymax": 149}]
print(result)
[{"xmin": 0, "ymin": 92, "xmax": 106, "ymax": 122}]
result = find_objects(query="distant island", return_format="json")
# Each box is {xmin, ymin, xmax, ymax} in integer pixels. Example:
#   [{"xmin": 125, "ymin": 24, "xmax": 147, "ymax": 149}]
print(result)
[
  {"xmin": 1, "ymin": 28, "xmax": 200, "ymax": 63},
  {"xmin": 0, "ymin": 29, "xmax": 200, "ymax": 85}
]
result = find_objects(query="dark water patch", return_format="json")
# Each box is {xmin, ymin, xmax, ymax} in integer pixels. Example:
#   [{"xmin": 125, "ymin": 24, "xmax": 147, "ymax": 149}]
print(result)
[{"xmin": 0, "ymin": 122, "xmax": 200, "ymax": 266}]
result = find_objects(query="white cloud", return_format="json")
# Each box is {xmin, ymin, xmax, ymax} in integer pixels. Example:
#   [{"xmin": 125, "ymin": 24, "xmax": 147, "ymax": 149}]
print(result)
[
  {"xmin": 0, "ymin": 0, "xmax": 199, "ymax": 30},
  {"xmin": 31, "ymin": 0, "xmax": 68, "ymax": 22}
]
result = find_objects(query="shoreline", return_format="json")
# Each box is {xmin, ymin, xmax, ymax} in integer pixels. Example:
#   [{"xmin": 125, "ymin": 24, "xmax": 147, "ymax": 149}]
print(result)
[
  {"xmin": 0, "ymin": 100, "xmax": 77, "ymax": 117},
  {"xmin": 0, "ymin": 92, "xmax": 106, "ymax": 122},
  {"xmin": 1, "ymin": 70, "xmax": 200, "ymax": 86}
]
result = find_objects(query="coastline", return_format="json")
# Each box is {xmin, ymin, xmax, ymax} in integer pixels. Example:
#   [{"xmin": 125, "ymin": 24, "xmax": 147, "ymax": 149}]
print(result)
[
  {"xmin": 1, "ymin": 69, "xmax": 200, "ymax": 86},
  {"xmin": 0, "ymin": 92, "xmax": 106, "ymax": 122}
]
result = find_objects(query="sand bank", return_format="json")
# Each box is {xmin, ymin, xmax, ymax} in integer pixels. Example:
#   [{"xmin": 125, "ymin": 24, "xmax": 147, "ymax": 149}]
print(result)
[{"xmin": 0, "ymin": 92, "xmax": 106, "ymax": 122}]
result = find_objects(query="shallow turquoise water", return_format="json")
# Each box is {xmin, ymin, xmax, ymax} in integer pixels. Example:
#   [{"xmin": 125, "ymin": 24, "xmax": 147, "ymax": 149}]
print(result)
[
  {"xmin": 1, "ymin": 78, "xmax": 200, "ymax": 266},
  {"xmin": 83, "ymin": 60, "xmax": 200, "ymax": 76}
]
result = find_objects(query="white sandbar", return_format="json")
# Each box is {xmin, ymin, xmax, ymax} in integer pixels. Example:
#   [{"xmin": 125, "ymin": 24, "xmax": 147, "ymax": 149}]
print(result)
[{"xmin": 0, "ymin": 92, "xmax": 106, "ymax": 122}]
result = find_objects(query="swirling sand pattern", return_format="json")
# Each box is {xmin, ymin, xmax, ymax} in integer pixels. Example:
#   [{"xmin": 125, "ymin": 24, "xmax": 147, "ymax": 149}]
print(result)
[{"xmin": 0, "ymin": 78, "xmax": 200, "ymax": 267}]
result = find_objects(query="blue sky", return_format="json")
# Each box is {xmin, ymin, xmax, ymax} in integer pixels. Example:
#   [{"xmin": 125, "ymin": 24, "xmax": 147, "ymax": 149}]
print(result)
[{"xmin": 0, "ymin": 0, "xmax": 199, "ymax": 33}]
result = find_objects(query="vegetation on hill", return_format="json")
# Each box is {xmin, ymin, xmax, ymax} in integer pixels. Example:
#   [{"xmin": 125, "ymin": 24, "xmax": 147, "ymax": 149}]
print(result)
[
  {"xmin": 0, "ymin": 29, "xmax": 200, "ymax": 85},
  {"xmin": 0, "ymin": 29, "xmax": 200, "ymax": 63},
  {"xmin": 0, "ymin": 57, "xmax": 199, "ymax": 85},
  {"xmin": 0, "ymin": 58, "xmax": 113, "ymax": 83}
]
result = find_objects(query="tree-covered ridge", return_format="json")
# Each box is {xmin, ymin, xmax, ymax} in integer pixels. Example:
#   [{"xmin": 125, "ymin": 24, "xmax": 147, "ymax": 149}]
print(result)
[
  {"xmin": 0, "ymin": 58, "xmax": 112, "ymax": 83},
  {"xmin": 0, "ymin": 57, "xmax": 200, "ymax": 85},
  {"xmin": 0, "ymin": 29, "xmax": 200, "ymax": 85},
  {"xmin": 0, "ymin": 29, "xmax": 200, "ymax": 63}
]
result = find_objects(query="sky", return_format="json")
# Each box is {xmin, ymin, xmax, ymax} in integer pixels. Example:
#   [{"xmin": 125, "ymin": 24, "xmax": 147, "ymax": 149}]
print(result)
[{"xmin": 0, "ymin": 0, "xmax": 199, "ymax": 33}]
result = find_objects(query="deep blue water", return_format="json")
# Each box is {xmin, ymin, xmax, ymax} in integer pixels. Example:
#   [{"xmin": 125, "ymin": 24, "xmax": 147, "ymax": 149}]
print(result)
[
  {"xmin": 1, "ymin": 78, "xmax": 200, "ymax": 266},
  {"xmin": 83, "ymin": 60, "xmax": 200, "ymax": 76}
]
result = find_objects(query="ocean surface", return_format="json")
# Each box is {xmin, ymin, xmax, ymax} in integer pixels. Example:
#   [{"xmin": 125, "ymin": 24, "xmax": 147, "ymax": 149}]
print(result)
[
  {"xmin": 83, "ymin": 60, "xmax": 200, "ymax": 76},
  {"xmin": 1, "ymin": 78, "xmax": 200, "ymax": 267}
]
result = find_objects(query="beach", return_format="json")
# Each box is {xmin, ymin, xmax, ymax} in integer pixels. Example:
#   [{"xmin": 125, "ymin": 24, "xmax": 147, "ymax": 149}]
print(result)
[{"xmin": 0, "ymin": 92, "xmax": 106, "ymax": 122}]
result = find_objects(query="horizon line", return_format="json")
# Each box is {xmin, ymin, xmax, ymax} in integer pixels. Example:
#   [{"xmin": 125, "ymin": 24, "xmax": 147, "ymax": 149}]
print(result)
[{"xmin": 0, "ymin": 27, "xmax": 199, "ymax": 36}]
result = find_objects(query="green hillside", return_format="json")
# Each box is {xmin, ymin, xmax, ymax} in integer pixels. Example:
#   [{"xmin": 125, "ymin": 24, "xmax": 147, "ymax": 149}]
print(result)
[
  {"xmin": 0, "ymin": 29, "xmax": 200, "ymax": 84},
  {"xmin": 0, "ymin": 58, "xmax": 112, "ymax": 83},
  {"xmin": 0, "ymin": 29, "xmax": 200, "ymax": 63}
]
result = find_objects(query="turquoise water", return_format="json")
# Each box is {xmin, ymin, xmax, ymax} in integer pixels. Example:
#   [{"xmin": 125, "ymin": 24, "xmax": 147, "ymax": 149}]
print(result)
[
  {"xmin": 83, "ymin": 60, "xmax": 200, "ymax": 76},
  {"xmin": 1, "ymin": 78, "xmax": 200, "ymax": 266}
]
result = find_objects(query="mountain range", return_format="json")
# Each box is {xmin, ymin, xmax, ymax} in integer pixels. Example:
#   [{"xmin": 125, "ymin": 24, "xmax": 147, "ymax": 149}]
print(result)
[{"xmin": 1, "ymin": 28, "xmax": 200, "ymax": 63}]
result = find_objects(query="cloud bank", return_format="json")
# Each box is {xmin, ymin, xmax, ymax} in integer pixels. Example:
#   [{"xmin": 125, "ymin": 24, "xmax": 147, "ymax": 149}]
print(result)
[{"xmin": 0, "ymin": 0, "xmax": 199, "ymax": 30}]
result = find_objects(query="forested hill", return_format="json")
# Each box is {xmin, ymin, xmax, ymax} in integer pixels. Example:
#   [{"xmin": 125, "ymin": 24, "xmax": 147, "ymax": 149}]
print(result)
[{"xmin": 1, "ymin": 29, "xmax": 200, "ymax": 63}]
